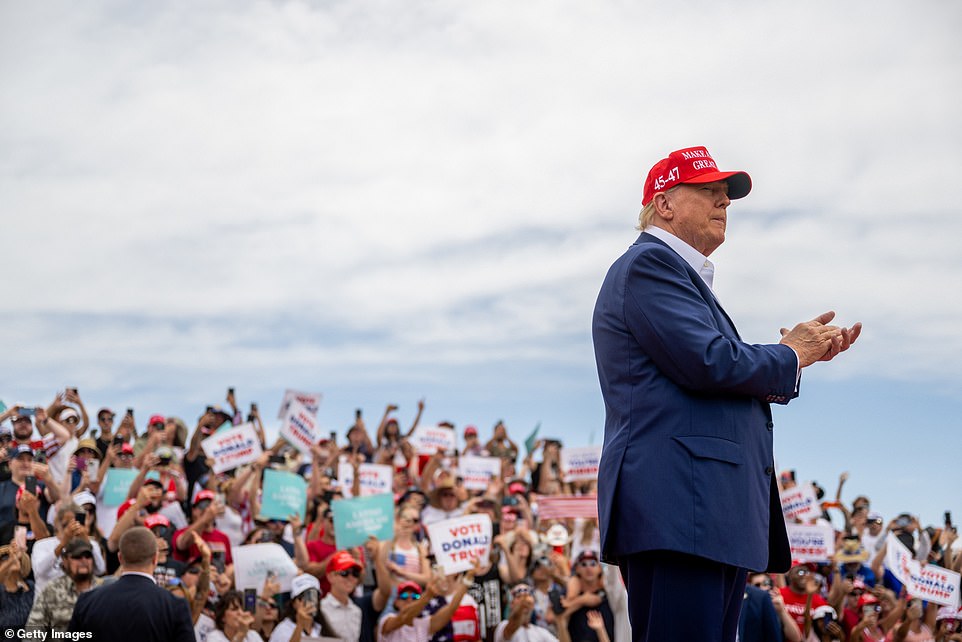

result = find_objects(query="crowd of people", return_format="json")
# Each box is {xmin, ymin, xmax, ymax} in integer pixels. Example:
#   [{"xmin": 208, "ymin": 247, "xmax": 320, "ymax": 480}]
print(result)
[{"xmin": 0, "ymin": 388, "xmax": 959, "ymax": 641}]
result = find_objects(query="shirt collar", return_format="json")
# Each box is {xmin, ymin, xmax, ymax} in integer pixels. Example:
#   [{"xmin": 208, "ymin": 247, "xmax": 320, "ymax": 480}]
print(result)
[
  {"xmin": 643, "ymin": 226, "xmax": 715, "ymax": 290},
  {"xmin": 121, "ymin": 571, "xmax": 157, "ymax": 584}
]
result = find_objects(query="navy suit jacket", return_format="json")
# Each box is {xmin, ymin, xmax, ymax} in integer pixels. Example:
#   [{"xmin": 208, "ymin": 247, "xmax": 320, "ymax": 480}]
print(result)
[
  {"xmin": 738, "ymin": 586, "xmax": 784, "ymax": 642},
  {"xmin": 592, "ymin": 232, "xmax": 794, "ymax": 572},
  {"xmin": 68, "ymin": 573, "xmax": 195, "ymax": 642}
]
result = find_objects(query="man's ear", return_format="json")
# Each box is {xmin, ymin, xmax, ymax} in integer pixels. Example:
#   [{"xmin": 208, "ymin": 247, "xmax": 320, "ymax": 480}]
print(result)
[{"xmin": 652, "ymin": 192, "xmax": 674, "ymax": 221}]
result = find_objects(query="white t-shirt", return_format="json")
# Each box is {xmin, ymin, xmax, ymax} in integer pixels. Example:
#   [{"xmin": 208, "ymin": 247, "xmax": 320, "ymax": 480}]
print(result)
[
  {"xmin": 493, "ymin": 621, "xmax": 559, "ymax": 642},
  {"xmin": 206, "ymin": 630, "xmax": 263, "ymax": 642},
  {"xmin": 268, "ymin": 618, "xmax": 322, "ymax": 642},
  {"xmin": 378, "ymin": 613, "xmax": 431, "ymax": 642},
  {"xmin": 31, "ymin": 535, "xmax": 107, "ymax": 594}
]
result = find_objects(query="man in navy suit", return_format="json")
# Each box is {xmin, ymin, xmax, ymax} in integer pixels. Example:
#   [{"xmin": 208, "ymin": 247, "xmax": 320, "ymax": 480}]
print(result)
[
  {"xmin": 69, "ymin": 526, "xmax": 195, "ymax": 641},
  {"xmin": 592, "ymin": 146, "xmax": 860, "ymax": 641}
]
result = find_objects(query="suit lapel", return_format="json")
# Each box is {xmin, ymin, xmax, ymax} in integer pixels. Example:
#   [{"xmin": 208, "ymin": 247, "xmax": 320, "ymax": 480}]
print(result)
[{"xmin": 637, "ymin": 232, "xmax": 742, "ymax": 340}]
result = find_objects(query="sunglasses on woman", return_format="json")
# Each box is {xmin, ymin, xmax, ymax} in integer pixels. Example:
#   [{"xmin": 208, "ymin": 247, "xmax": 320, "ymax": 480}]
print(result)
[
  {"xmin": 257, "ymin": 598, "xmax": 277, "ymax": 609},
  {"xmin": 336, "ymin": 568, "xmax": 361, "ymax": 578},
  {"xmin": 398, "ymin": 591, "xmax": 421, "ymax": 600}
]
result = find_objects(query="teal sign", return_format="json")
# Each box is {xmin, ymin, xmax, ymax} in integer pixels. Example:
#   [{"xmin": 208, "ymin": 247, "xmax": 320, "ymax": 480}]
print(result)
[
  {"xmin": 261, "ymin": 469, "xmax": 307, "ymax": 523},
  {"xmin": 331, "ymin": 493, "xmax": 395, "ymax": 549},
  {"xmin": 103, "ymin": 468, "xmax": 140, "ymax": 506}
]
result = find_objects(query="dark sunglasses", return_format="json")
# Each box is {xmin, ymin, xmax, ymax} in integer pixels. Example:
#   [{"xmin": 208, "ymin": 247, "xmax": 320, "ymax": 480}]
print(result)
[
  {"xmin": 69, "ymin": 552, "xmax": 94, "ymax": 560},
  {"xmin": 579, "ymin": 559, "xmax": 599, "ymax": 567},
  {"xmin": 752, "ymin": 579, "xmax": 773, "ymax": 589},
  {"xmin": 398, "ymin": 591, "xmax": 421, "ymax": 600},
  {"xmin": 257, "ymin": 598, "xmax": 277, "ymax": 609},
  {"xmin": 185, "ymin": 567, "xmax": 201, "ymax": 575},
  {"xmin": 336, "ymin": 568, "xmax": 361, "ymax": 578}
]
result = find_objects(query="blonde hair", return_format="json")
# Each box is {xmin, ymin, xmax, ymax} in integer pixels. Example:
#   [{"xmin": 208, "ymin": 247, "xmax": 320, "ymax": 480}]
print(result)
[{"xmin": 637, "ymin": 185, "xmax": 680, "ymax": 230}]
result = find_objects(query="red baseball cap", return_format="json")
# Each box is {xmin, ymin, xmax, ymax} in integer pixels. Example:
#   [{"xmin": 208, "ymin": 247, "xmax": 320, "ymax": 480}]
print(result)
[
  {"xmin": 149, "ymin": 414, "xmax": 166, "ymax": 425},
  {"xmin": 642, "ymin": 146, "xmax": 751, "ymax": 206},
  {"xmin": 327, "ymin": 550, "xmax": 363, "ymax": 573},
  {"xmin": 193, "ymin": 490, "xmax": 216, "ymax": 506},
  {"xmin": 464, "ymin": 425, "xmax": 478, "ymax": 437},
  {"xmin": 397, "ymin": 580, "xmax": 422, "ymax": 595},
  {"xmin": 144, "ymin": 514, "xmax": 171, "ymax": 530}
]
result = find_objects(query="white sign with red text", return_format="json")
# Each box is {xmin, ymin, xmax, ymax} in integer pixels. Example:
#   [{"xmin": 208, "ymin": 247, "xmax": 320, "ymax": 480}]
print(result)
[
  {"xmin": 780, "ymin": 483, "xmax": 821, "ymax": 522},
  {"xmin": 458, "ymin": 456, "xmax": 502, "ymax": 491},
  {"xmin": 276, "ymin": 389, "xmax": 323, "ymax": 419},
  {"xmin": 560, "ymin": 446, "xmax": 602, "ymax": 482},
  {"xmin": 337, "ymin": 462, "xmax": 393, "ymax": 497},
  {"xmin": 201, "ymin": 423, "xmax": 263, "ymax": 474},
  {"xmin": 411, "ymin": 424, "xmax": 456, "ymax": 455},
  {"xmin": 427, "ymin": 513, "xmax": 493, "ymax": 575},
  {"xmin": 885, "ymin": 533, "xmax": 960, "ymax": 608},
  {"xmin": 786, "ymin": 523, "xmax": 835, "ymax": 563},
  {"xmin": 281, "ymin": 399, "xmax": 322, "ymax": 455}
]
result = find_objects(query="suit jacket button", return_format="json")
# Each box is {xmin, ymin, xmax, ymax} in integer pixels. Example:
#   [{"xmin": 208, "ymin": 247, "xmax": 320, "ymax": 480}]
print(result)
[
  {"xmin": 765, "ymin": 466, "xmax": 774, "ymax": 475},
  {"xmin": 766, "ymin": 421, "xmax": 774, "ymax": 431}
]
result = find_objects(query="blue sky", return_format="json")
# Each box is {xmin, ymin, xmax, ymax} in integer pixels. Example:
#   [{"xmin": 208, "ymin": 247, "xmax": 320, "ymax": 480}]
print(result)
[{"xmin": 2, "ymin": 0, "xmax": 961, "ymax": 531}]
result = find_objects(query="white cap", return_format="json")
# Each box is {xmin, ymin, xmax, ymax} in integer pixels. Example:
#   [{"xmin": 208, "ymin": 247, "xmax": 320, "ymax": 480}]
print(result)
[
  {"xmin": 937, "ymin": 606, "xmax": 959, "ymax": 621},
  {"xmin": 59, "ymin": 407, "xmax": 80, "ymax": 421},
  {"xmin": 73, "ymin": 490, "xmax": 97, "ymax": 508},
  {"xmin": 291, "ymin": 573, "xmax": 320, "ymax": 598}
]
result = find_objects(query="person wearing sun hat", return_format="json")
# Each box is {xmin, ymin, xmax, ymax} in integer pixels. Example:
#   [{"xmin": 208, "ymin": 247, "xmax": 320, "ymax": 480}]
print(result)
[
  {"xmin": 593, "ymin": 145, "xmax": 862, "ymax": 640},
  {"xmin": 422, "ymin": 477, "xmax": 464, "ymax": 526}
]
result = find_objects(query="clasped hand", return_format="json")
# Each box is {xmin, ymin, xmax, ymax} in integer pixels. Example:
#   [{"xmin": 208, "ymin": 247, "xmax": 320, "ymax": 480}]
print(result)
[{"xmin": 779, "ymin": 311, "xmax": 862, "ymax": 368}]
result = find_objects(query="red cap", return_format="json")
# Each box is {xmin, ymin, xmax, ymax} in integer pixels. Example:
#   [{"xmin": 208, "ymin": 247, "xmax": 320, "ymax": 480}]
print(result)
[
  {"xmin": 508, "ymin": 482, "xmax": 527, "ymax": 495},
  {"xmin": 116, "ymin": 498, "xmax": 136, "ymax": 519},
  {"xmin": 396, "ymin": 580, "xmax": 422, "ymax": 595},
  {"xmin": 642, "ymin": 146, "xmax": 751, "ymax": 206},
  {"xmin": 149, "ymin": 414, "xmax": 166, "ymax": 425},
  {"xmin": 327, "ymin": 550, "xmax": 363, "ymax": 573},
  {"xmin": 120, "ymin": 443, "xmax": 134, "ymax": 455},
  {"xmin": 193, "ymin": 490, "xmax": 216, "ymax": 505},
  {"xmin": 464, "ymin": 425, "xmax": 478, "ymax": 437},
  {"xmin": 858, "ymin": 593, "xmax": 880, "ymax": 608},
  {"xmin": 144, "ymin": 514, "xmax": 171, "ymax": 530}
]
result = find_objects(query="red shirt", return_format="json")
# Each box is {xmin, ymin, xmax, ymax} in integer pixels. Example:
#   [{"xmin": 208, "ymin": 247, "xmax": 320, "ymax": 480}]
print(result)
[
  {"xmin": 779, "ymin": 586, "xmax": 827, "ymax": 630},
  {"xmin": 307, "ymin": 534, "xmax": 337, "ymax": 594},
  {"xmin": 172, "ymin": 527, "xmax": 233, "ymax": 565}
]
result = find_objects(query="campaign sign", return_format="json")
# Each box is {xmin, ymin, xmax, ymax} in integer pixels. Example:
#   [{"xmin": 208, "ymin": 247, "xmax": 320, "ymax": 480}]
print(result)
[
  {"xmin": 201, "ymin": 423, "xmax": 263, "ymax": 474},
  {"xmin": 102, "ymin": 468, "xmax": 140, "ymax": 506},
  {"xmin": 277, "ymin": 389, "xmax": 323, "ymax": 419},
  {"xmin": 261, "ymin": 469, "xmax": 307, "ymax": 523},
  {"xmin": 885, "ymin": 533, "xmax": 961, "ymax": 608},
  {"xmin": 331, "ymin": 493, "xmax": 395, "ymax": 549},
  {"xmin": 233, "ymin": 543, "xmax": 299, "ymax": 593},
  {"xmin": 786, "ymin": 523, "xmax": 835, "ymax": 563},
  {"xmin": 411, "ymin": 424, "xmax": 456, "ymax": 455},
  {"xmin": 560, "ymin": 446, "xmax": 602, "ymax": 482},
  {"xmin": 459, "ymin": 456, "xmax": 502, "ymax": 491},
  {"xmin": 337, "ymin": 462, "xmax": 393, "ymax": 497},
  {"xmin": 281, "ymin": 399, "xmax": 322, "ymax": 455},
  {"xmin": 427, "ymin": 513, "xmax": 493, "ymax": 575},
  {"xmin": 780, "ymin": 483, "xmax": 821, "ymax": 522}
]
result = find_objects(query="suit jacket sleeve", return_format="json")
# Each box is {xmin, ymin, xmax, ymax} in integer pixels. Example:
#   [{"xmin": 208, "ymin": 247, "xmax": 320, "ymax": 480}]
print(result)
[
  {"xmin": 169, "ymin": 591, "xmax": 197, "ymax": 642},
  {"xmin": 623, "ymin": 244, "xmax": 797, "ymax": 400}
]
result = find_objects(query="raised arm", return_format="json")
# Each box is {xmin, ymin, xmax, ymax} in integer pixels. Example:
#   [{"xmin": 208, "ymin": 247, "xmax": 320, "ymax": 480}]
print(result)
[{"xmin": 404, "ymin": 399, "xmax": 425, "ymax": 438}]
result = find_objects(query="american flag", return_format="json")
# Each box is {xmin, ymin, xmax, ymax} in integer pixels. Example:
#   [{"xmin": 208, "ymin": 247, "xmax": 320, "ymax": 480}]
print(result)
[{"xmin": 536, "ymin": 494, "xmax": 599, "ymax": 520}]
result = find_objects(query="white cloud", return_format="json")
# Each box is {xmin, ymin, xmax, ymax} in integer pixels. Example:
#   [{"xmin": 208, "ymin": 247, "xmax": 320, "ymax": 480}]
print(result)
[{"xmin": 1, "ymin": 0, "xmax": 961, "ymax": 394}]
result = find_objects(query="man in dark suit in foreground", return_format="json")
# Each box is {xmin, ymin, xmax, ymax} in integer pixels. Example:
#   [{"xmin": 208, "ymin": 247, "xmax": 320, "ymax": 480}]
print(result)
[
  {"xmin": 592, "ymin": 146, "xmax": 861, "ymax": 641},
  {"xmin": 69, "ymin": 526, "xmax": 195, "ymax": 641}
]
